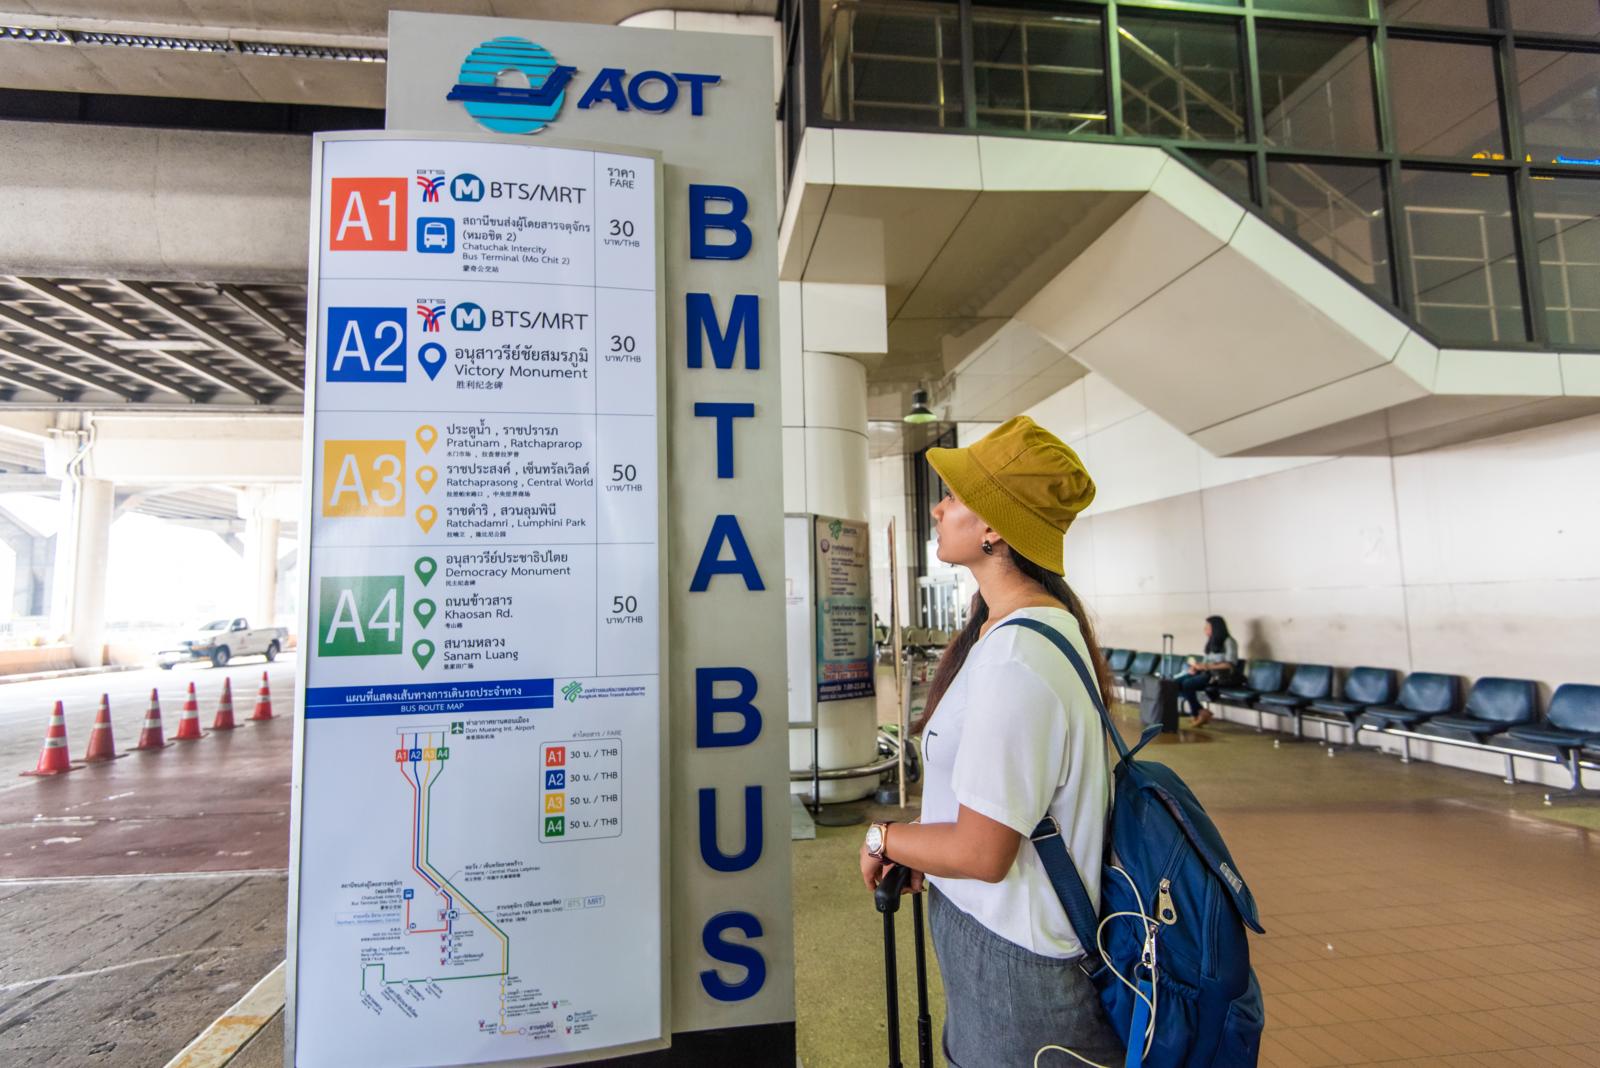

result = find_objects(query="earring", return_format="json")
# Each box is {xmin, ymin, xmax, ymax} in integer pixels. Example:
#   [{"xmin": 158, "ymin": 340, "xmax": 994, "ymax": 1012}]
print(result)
[{"xmin": 981, "ymin": 540, "xmax": 994, "ymax": 556}]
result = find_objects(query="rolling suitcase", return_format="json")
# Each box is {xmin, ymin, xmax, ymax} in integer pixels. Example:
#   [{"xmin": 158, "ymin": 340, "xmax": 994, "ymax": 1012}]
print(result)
[
  {"xmin": 1139, "ymin": 632, "xmax": 1180, "ymax": 733},
  {"xmin": 876, "ymin": 864, "xmax": 932, "ymax": 1068}
]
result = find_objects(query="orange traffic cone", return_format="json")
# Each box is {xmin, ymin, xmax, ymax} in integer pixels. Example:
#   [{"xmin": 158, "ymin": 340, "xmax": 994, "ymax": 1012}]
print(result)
[
  {"xmin": 250, "ymin": 672, "xmax": 274, "ymax": 722},
  {"xmin": 174, "ymin": 682, "xmax": 204, "ymax": 741},
  {"xmin": 130, "ymin": 688, "xmax": 170, "ymax": 751},
  {"xmin": 212, "ymin": 677, "xmax": 237, "ymax": 731},
  {"xmin": 82, "ymin": 694, "xmax": 123, "ymax": 763},
  {"xmin": 21, "ymin": 700, "xmax": 75, "ymax": 776}
]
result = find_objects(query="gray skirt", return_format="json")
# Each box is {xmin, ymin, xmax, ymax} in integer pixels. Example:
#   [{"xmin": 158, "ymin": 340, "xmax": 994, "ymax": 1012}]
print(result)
[{"xmin": 929, "ymin": 886, "xmax": 1125, "ymax": 1068}]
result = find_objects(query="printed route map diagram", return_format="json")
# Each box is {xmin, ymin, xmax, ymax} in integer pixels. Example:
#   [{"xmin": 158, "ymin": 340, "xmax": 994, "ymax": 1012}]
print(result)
[{"xmin": 290, "ymin": 136, "xmax": 664, "ymax": 1068}]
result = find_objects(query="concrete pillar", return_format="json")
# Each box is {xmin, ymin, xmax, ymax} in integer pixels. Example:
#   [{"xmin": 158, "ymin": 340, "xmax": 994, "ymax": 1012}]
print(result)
[
  {"xmin": 782, "ymin": 282, "xmax": 887, "ymax": 803},
  {"xmin": 239, "ymin": 489, "xmax": 284, "ymax": 627},
  {"xmin": 244, "ymin": 514, "xmax": 282, "ymax": 627},
  {"xmin": 50, "ymin": 477, "xmax": 114, "ymax": 667}
]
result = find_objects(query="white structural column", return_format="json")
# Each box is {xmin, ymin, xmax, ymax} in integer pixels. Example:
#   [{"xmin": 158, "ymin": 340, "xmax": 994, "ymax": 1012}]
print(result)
[
  {"xmin": 51, "ymin": 476, "xmax": 115, "ymax": 667},
  {"xmin": 241, "ymin": 506, "xmax": 282, "ymax": 627},
  {"xmin": 782, "ymin": 282, "xmax": 887, "ymax": 802}
]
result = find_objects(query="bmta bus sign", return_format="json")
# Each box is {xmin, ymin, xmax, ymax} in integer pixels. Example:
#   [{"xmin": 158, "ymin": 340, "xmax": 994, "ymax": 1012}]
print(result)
[{"xmin": 446, "ymin": 35, "xmax": 721, "ymax": 134}]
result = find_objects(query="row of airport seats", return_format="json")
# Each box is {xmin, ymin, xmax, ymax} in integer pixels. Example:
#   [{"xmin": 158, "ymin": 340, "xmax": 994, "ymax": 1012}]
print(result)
[
  {"xmin": 1102, "ymin": 647, "xmax": 1194, "ymax": 700},
  {"xmin": 1199, "ymin": 658, "xmax": 1600, "ymax": 800}
]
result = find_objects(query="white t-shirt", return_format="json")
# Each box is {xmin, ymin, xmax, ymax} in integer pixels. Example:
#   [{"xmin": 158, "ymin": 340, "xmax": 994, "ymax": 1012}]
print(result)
[{"xmin": 919, "ymin": 606, "xmax": 1111, "ymax": 959}]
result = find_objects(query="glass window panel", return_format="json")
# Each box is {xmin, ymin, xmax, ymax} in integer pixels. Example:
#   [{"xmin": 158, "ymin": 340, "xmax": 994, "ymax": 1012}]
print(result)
[
  {"xmin": 1529, "ymin": 175, "xmax": 1600, "ymax": 348},
  {"xmin": 1387, "ymin": 38, "xmax": 1507, "ymax": 158},
  {"xmin": 1516, "ymin": 49, "xmax": 1600, "ymax": 166},
  {"xmin": 1399, "ymin": 168, "xmax": 1527, "ymax": 343},
  {"xmin": 1256, "ymin": 0, "xmax": 1371, "ymax": 17},
  {"xmin": 1186, "ymin": 150, "xmax": 1255, "ymax": 202},
  {"xmin": 1267, "ymin": 161, "xmax": 1394, "ymax": 301},
  {"xmin": 974, "ymin": 7, "xmax": 1107, "ymax": 133},
  {"xmin": 1510, "ymin": 0, "xmax": 1600, "ymax": 37},
  {"xmin": 1257, "ymin": 26, "xmax": 1378, "ymax": 152},
  {"xmin": 1380, "ymin": 0, "xmax": 1491, "ymax": 27},
  {"xmin": 820, "ymin": 0, "xmax": 960, "ymax": 125},
  {"xmin": 1119, "ymin": 15, "xmax": 1248, "ymax": 143}
]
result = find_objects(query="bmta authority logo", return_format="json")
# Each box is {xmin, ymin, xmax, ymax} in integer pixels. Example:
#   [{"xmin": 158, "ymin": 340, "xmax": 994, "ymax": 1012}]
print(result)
[{"xmin": 445, "ymin": 36, "xmax": 575, "ymax": 135}]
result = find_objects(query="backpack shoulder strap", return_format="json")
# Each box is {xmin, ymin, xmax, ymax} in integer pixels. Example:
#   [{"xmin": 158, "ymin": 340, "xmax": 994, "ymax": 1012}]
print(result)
[{"xmin": 1029, "ymin": 817, "xmax": 1110, "ymax": 984}]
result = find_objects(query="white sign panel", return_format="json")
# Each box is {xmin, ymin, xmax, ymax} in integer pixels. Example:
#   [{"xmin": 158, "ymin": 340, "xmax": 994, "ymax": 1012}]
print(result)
[{"xmin": 291, "ymin": 133, "xmax": 665, "ymax": 1068}]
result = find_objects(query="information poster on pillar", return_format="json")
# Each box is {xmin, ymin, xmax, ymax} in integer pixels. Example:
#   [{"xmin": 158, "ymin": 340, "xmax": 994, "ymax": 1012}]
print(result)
[
  {"xmin": 290, "ymin": 133, "xmax": 664, "ymax": 1068},
  {"xmin": 814, "ymin": 516, "xmax": 874, "ymax": 703}
]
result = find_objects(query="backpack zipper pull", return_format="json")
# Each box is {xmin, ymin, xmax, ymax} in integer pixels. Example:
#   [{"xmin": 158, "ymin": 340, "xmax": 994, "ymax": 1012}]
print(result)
[{"xmin": 1156, "ymin": 878, "xmax": 1178, "ymax": 925}]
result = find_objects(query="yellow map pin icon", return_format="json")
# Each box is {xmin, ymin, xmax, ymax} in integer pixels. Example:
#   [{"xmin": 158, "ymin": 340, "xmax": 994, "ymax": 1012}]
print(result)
[
  {"xmin": 416, "ymin": 466, "xmax": 438, "ymax": 493},
  {"xmin": 415, "ymin": 504, "xmax": 438, "ymax": 533},
  {"xmin": 415, "ymin": 425, "xmax": 438, "ymax": 453}
]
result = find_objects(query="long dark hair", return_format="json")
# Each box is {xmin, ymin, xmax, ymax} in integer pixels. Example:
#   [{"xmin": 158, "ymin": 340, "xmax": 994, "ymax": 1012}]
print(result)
[
  {"xmin": 917, "ymin": 550, "xmax": 1113, "ymax": 733},
  {"xmin": 1204, "ymin": 615, "xmax": 1231, "ymax": 655}
]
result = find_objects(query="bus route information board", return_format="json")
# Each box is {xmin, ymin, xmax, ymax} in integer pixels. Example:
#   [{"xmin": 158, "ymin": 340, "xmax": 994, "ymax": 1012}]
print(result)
[{"xmin": 289, "ymin": 134, "xmax": 664, "ymax": 1068}]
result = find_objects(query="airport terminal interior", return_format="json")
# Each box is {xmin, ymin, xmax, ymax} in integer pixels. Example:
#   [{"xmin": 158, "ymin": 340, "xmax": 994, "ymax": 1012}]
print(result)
[{"xmin": 0, "ymin": 0, "xmax": 1598, "ymax": 1066}]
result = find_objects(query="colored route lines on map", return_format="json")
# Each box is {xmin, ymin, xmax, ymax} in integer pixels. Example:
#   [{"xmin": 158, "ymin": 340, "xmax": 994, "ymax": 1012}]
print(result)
[{"xmin": 359, "ymin": 727, "xmax": 518, "ymax": 1035}]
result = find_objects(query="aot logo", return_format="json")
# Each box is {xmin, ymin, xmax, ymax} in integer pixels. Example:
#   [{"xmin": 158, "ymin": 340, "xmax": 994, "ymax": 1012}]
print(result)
[
  {"xmin": 444, "ymin": 36, "xmax": 721, "ymax": 135},
  {"xmin": 446, "ymin": 37, "xmax": 575, "ymax": 135},
  {"xmin": 451, "ymin": 302, "xmax": 486, "ymax": 332}
]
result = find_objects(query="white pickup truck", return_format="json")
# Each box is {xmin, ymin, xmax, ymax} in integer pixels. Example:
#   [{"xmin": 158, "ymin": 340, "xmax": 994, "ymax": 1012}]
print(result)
[{"xmin": 158, "ymin": 617, "xmax": 287, "ymax": 669}]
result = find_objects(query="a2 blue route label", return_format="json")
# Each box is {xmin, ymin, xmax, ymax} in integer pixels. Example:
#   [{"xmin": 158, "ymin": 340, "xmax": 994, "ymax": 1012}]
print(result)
[{"xmin": 327, "ymin": 307, "xmax": 407, "ymax": 382}]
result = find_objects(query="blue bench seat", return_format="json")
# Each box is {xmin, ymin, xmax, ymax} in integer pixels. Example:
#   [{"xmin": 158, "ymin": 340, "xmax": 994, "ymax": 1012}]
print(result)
[
  {"xmin": 1502, "ymin": 684, "xmax": 1600, "ymax": 799},
  {"xmin": 1502, "ymin": 684, "xmax": 1600, "ymax": 752},
  {"xmin": 1359, "ymin": 673, "xmax": 1458, "ymax": 730},
  {"xmin": 1305, "ymin": 666, "xmax": 1397, "ymax": 729},
  {"xmin": 1422, "ymin": 677, "xmax": 1537, "ymax": 743},
  {"xmin": 1214, "ymin": 660, "xmax": 1287, "ymax": 707},
  {"xmin": 1258, "ymin": 665, "xmax": 1334, "ymax": 710},
  {"xmin": 1119, "ymin": 651, "xmax": 1158, "ymax": 686}
]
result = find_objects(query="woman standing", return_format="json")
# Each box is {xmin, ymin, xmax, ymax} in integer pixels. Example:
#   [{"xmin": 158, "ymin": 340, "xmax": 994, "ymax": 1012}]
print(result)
[
  {"xmin": 1180, "ymin": 615, "xmax": 1238, "ymax": 726},
  {"xmin": 858, "ymin": 416, "xmax": 1123, "ymax": 1067}
]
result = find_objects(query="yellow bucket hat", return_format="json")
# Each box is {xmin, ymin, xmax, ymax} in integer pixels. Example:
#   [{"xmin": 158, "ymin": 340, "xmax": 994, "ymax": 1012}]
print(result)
[{"xmin": 926, "ymin": 415, "xmax": 1094, "ymax": 575}]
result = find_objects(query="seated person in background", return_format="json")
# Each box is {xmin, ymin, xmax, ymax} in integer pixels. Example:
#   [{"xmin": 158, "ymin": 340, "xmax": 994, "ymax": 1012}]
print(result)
[{"xmin": 1180, "ymin": 615, "xmax": 1238, "ymax": 727}]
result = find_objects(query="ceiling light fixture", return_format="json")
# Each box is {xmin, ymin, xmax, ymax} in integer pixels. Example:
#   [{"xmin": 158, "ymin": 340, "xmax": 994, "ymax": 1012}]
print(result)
[{"xmin": 903, "ymin": 388, "xmax": 936, "ymax": 425}]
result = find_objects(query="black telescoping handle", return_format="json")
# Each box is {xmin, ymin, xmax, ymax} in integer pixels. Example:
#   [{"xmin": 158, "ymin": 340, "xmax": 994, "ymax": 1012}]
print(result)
[
  {"xmin": 876, "ymin": 865, "xmax": 913, "ymax": 1068},
  {"xmin": 876, "ymin": 863, "xmax": 913, "ymax": 913},
  {"xmin": 912, "ymin": 891, "xmax": 933, "ymax": 1068}
]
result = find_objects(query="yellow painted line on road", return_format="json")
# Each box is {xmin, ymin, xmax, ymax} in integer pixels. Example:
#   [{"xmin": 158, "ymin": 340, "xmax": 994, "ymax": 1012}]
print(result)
[{"xmin": 164, "ymin": 960, "xmax": 284, "ymax": 1068}]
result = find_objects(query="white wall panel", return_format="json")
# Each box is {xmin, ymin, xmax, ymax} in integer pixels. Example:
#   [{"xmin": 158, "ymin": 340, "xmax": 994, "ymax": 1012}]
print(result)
[
  {"xmin": 1084, "ymin": 591, "xmax": 1212, "ymax": 654},
  {"xmin": 1391, "ymin": 413, "xmax": 1600, "ymax": 586},
  {"xmin": 1206, "ymin": 586, "xmax": 1410, "ymax": 669},
  {"xmin": 1201, "ymin": 457, "xmax": 1403, "ymax": 593},
  {"xmin": 1024, "ymin": 377, "xmax": 1088, "ymax": 443},
  {"xmin": 1404, "ymin": 579, "xmax": 1600, "ymax": 684},
  {"xmin": 1077, "ymin": 410, "xmax": 1200, "ymax": 514},
  {"xmin": 1087, "ymin": 492, "xmax": 1208, "ymax": 596},
  {"xmin": 1083, "ymin": 375, "xmax": 1144, "ymax": 436}
]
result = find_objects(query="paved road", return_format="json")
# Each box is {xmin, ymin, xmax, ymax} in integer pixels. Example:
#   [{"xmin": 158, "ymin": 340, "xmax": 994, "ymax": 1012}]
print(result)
[
  {"xmin": 0, "ymin": 659, "xmax": 297, "ymax": 1065},
  {"xmin": 0, "ymin": 657, "xmax": 299, "ymax": 784}
]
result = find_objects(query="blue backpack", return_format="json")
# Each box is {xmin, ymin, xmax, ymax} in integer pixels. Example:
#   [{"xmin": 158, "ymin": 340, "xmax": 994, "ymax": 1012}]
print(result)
[{"xmin": 1003, "ymin": 619, "xmax": 1266, "ymax": 1068}]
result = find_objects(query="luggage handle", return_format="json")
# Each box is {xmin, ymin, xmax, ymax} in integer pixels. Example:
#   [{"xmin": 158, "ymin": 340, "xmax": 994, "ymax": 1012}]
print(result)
[{"xmin": 875, "ymin": 864, "xmax": 932, "ymax": 1068}]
